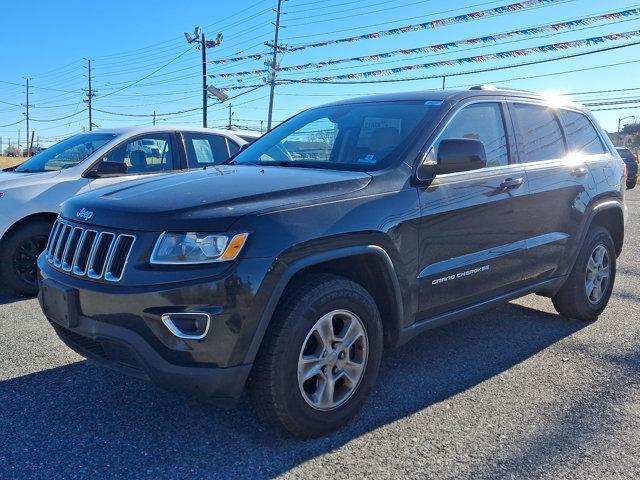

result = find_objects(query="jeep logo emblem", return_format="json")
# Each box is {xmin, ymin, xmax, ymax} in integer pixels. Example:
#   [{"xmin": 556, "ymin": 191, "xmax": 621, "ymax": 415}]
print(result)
[{"xmin": 76, "ymin": 208, "xmax": 94, "ymax": 221}]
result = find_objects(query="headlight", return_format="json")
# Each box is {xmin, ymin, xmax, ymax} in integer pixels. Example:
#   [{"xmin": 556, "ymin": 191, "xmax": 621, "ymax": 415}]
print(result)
[{"xmin": 150, "ymin": 232, "xmax": 248, "ymax": 265}]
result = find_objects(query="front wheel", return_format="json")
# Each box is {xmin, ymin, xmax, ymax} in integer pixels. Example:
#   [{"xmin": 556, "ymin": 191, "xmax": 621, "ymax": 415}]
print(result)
[
  {"xmin": 552, "ymin": 226, "xmax": 616, "ymax": 322},
  {"xmin": 0, "ymin": 221, "xmax": 52, "ymax": 296},
  {"xmin": 250, "ymin": 274, "xmax": 383, "ymax": 437}
]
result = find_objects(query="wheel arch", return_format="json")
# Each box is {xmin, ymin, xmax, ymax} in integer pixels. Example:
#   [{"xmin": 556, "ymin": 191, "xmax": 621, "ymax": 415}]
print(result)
[
  {"xmin": 0, "ymin": 212, "xmax": 58, "ymax": 246},
  {"xmin": 243, "ymin": 245, "xmax": 404, "ymax": 364},
  {"xmin": 588, "ymin": 202, "xmax": 624, "ymax": 256}
]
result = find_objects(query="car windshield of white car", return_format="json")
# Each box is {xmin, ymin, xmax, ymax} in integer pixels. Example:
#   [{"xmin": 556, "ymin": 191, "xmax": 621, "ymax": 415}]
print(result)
[{"xmin": 15, "ymin": 133, "xmax": 116, "ymax": 173}]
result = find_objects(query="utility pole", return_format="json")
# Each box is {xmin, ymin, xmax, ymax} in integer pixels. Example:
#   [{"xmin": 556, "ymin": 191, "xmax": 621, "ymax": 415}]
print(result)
[
  {"xmin": 442, "ymin": 76, "xmax": 446, "ymax": 90},
  {"xmin": 23, "ymin": 78, "xmax": 33, "ymax": 156},
  {"xmin": 227, "ymin": 104, "xmax": 233, "ymax": 129},
  {"xmin": 266, "ymin": 0, "xmax": 284, "ymax": 131},
  {"xmin": 29, "ymin": 131, "xmax": 35, "ymax": 157},
  {"xmin": 84, "ymin": 59, "xmax": 96, "ymax": 131},
  {"xmin": 184, "ymin": 27, "xmax": 223, "ymax": 129},
  {"xmin": 153, "ymin": 111, "xmax": 156, "ymax": 126},
  {"xmin": 201, "ymin": 32, "xmax": 208, "ymax": 128}
]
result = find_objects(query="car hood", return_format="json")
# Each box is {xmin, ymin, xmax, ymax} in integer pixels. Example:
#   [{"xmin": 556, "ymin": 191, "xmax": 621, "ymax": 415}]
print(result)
[
  {"xmin": 0, "ymin": 170, "xmax": 61, "ymax": 189},
  {"xmin": 61, "ymin": 165, "xmax": 372, "ymax": 231}
]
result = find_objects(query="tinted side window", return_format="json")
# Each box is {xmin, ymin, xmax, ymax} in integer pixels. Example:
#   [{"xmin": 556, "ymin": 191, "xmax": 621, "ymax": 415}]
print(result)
[
  {"xmin": 558, "ymin": 110, "xmax": 606, "ymax": 155},
  {"xmin": 437, "ymin": 102, "xmax": 508, "ymax": 168},
  {"xmin": 512, "ymin": 104, "xmax": 565, "ymax": 163},
  {"xmin": 227, "ymin": 139, "xmax": 240, "ymax": 156},
  {"xmin": 184, "ymin": 133, "xmax": 230, "ymax": 168},
  {"xmin": 104, "ymin": 134, "xmax": 174, "ymax": 174}
]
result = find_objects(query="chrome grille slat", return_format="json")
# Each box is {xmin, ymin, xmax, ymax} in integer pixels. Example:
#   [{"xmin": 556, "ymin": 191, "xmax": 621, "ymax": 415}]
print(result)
[
  {"xmin": 61, "ymin": 227, "xmax": 82, "ymax": 271},
  {"xmin": 73, "ymin": 230, "xmax": 98, "ymax": 276},
  {"xmin": 70, "ymin": 229, "xmax": 88, "ymax": 272},
  {"xmin": 46, "ymin": 220, "xmax": 62, "ymax": 260},
  {"xmin": 105, "ymin": 235, "xmax": 136, "ymax": 282},
  {"xmin": 53, "ymin": 225, "xmax": 72, "ymax": 267},
  {"xmin": 88, "ymin": 232, "xmax": 115, "ymax": 279},
  {"xmin": 44, "ymin": 218, "xmax": 135, "ymax": 283}
]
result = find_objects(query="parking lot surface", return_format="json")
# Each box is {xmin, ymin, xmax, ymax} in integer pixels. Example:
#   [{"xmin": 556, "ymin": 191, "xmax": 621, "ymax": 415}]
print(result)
[{"xmin": 1, "ymin": 189, "xmax": 639, "ymax": 480}]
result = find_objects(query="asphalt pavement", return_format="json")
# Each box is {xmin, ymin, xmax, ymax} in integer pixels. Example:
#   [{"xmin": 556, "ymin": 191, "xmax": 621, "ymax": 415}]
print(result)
[{"xmin": 1, "ymin": 189, "xmax": 639, "ymax": 479}]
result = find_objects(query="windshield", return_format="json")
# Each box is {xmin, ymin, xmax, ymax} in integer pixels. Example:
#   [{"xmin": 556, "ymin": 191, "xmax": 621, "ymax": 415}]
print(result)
[
  {"xmin": 230, "ymin": 101, "xmax": 441, "ymax": 171},
  {"xmin": 15, "ymin": 133, "xmax": 117, "ymax": 173}
]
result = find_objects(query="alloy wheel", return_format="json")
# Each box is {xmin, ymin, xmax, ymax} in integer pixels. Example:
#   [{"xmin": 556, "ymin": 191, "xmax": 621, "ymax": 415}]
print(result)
[
  {"xmin": 12, "ymin": 236, "xmax": 47, "ymax": 287},
  {"xmin": 585, "ymin": 243, "xmax": 610, "ymax": 304},
  {"xmin": 297, "ymin": 309, "xmax": 368, "ymax": 411}
]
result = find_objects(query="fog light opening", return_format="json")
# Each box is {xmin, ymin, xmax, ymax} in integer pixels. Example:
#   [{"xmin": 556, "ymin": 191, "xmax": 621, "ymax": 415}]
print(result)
[{"xmin": 161, "ymin": 313, "xmax": 211, "ymax": 340}]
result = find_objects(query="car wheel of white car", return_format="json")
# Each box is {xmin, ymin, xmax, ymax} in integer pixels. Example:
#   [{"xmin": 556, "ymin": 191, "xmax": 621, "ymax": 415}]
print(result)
[{"xmin": 0, "ymin": 220, "xmax": 52, "ymax": 296}]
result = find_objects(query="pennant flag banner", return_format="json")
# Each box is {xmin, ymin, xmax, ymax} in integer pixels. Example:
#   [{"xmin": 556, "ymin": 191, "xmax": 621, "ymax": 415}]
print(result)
[
  {"xmin": 208, "ymin": 51, "xmax": 269, "ymax": 65},
  {"xmin": 216, "ymin": 30, "xmax": 640, "ymax": 90},
  {"xmin": 287, "ymin": 0, "xmax": 561, "ymax": 52},
  {"xmin": 208, "ymin": 0, "xmax": 561, "ymax": 66},
  {"xmin": 208, "ymin": 8, "xmax": 640, "ymax": 79},
  {"xmin": 289, "ymin": 31, "xmax": 640, "ymax": 83}
]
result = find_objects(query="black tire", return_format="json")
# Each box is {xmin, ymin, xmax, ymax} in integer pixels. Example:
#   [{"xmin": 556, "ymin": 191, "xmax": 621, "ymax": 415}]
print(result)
[
  {"xmin": 0, "ymin": 220, "xmax": 52, "ymax": 296},
  {"xmin": 250, "ymin": 274, "xmax": 383, "ymax": 438},
  {"xmin": 627, "ymin": 177, "xmax": 637, "ymax": 190},
  {"xmin": 552, "ymin": 226, "xmax": 616, "ymax": 322}
]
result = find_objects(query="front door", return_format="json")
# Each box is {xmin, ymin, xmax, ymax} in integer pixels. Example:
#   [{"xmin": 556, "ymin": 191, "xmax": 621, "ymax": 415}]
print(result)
[
  {"xmin": 416, "ymin": 101, "xmax": 530, "ymax": 318},
  {"xmin": 87, "ymin": 132, "xmax": 178, "ymax": 191}
]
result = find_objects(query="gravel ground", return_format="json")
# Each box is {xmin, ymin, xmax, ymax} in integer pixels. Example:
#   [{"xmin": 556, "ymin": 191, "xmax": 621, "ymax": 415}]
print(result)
[{"xmin": 1, "ymin": 189, "xmax": 639, "ymax": 480}]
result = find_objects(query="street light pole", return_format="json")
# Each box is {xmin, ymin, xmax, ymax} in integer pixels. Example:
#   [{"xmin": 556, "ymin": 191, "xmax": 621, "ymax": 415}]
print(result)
[
  {"xmin": 184, "ymin": 27, "xmax": 223, "ymax": 129},
  {"xmin": 202, "ymin": 32, "xmax": 208, "ymax": 128},
  {"xmin": 617, "ymin": 115, "xmax": 636, "ymax": 145}
]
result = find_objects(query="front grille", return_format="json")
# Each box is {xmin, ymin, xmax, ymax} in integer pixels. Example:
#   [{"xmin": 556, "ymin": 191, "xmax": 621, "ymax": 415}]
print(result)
[{"xmin": 45, "ymin": 218, "xmax": 135, "ymax": 282}]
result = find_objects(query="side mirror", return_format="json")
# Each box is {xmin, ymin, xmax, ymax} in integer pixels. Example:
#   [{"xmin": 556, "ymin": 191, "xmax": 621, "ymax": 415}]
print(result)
[
  {"xmin": 86, "ymin": 160, "xmax": 128, "ymax": 178},
  {"xmin": 435, "ymin": 138, "xmax": 487, "ymax": 174}
]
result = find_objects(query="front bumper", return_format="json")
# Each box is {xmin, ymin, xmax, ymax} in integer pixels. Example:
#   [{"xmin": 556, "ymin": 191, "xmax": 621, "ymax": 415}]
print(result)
[{"xmin": 37, "ymin": 254, "xmax": 276, "ymax": 400}]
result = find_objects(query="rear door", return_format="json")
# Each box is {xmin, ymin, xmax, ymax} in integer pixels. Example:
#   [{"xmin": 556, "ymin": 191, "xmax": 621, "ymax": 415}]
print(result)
[
  {"xmin": 181, "ymin": 132, "xmax": 237, "ymax": 168},
  {"xmin": 416, "ymin": 100, "xmax": 530, "ymax": 318},
  {"xmin": 508, "ymin": 102, "xmax": 599, "ymax": 282}
]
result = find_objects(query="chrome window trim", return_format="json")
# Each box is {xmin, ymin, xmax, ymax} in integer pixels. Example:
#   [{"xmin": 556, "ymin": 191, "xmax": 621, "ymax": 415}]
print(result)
[{"xmin": 417, "ymin": 98, "xmax": 513, "ymax": 180}]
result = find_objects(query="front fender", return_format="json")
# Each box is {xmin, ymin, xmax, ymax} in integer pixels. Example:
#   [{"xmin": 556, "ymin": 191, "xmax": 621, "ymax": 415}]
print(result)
[{"xmin": 242, "ymin": 244, "xmax": 404, "ymax": 364}]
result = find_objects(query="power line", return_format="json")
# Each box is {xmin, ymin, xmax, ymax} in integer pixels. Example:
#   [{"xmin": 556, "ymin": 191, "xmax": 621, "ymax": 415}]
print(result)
[
  {"xmin": 282, "ymin": 0, "xmax": 571, "ymax": 43},
  {"xmin": 97, "ymin": 45, "xmax": 196, "ymax": 99},
  {"xmin": 282, "ymin": 37, "xmax": 640, "ymax": 85},
  {"xmin": 286, "ymin": 9, "xmax": 640, "ymax": 73}
]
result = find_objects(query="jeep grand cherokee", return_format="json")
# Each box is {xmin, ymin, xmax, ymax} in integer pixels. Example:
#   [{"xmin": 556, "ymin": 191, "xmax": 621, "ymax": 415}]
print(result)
[{"xmin": 37, "ymin": 87, "xmax": 627, "ymax": 437}]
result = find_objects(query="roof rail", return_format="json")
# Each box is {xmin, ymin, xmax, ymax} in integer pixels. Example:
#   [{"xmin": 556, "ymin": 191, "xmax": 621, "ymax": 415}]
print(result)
[{"xmin": 469, "ymin": 85, "xmax": 537, "ymax": 94}]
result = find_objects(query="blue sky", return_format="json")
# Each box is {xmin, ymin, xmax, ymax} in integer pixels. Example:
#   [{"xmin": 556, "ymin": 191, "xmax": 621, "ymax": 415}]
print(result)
[{"xmin": 1, "ymin": 0, "xmax": 640, "ymax": 147}]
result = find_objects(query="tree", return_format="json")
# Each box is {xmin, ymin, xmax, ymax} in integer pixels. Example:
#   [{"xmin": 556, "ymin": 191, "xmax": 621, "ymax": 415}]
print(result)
[{"xmin": 621, "ymin": 122, "xmax": 640, "ymax": 136}]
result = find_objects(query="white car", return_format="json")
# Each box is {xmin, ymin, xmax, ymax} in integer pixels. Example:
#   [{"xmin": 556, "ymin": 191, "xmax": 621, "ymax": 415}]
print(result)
[{"xmin": 0, "ymin": 125, "xmax": 247, "ymax": 295}]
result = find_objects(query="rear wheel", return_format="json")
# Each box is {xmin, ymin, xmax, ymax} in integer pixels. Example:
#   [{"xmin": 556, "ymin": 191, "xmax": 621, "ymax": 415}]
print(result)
[
  {"xmin": 250, "ymin": 274, "xmax": 383, "ymax": 437},
  {"xmin": 552, "ymin": 226, "xmax": 616, "ymax": 322},
  {"xmin": 0, "ymin": 221, "xmax": 51, "ymax": 296}
]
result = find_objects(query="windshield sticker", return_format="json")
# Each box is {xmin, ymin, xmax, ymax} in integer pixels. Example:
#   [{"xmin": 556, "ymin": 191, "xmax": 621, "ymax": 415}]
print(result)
[{"xmin": 357, "ymin": 154, "xmax": 378, "ymax": 164}]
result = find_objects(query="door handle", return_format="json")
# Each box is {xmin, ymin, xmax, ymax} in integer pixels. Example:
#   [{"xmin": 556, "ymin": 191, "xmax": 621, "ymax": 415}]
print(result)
[
  {"xmin": 499, "ymin": 177, "xmax": 525, "ymax": 190},
  {"xmin": 571, "ymin": 166, "xmax": 588, "ymax": 177}
]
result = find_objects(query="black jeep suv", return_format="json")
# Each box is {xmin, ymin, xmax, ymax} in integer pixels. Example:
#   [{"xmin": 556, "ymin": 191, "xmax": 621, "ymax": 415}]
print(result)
[{"xmin": 37, "ymin": 87, "xmax": 628, "ymax": 437}]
